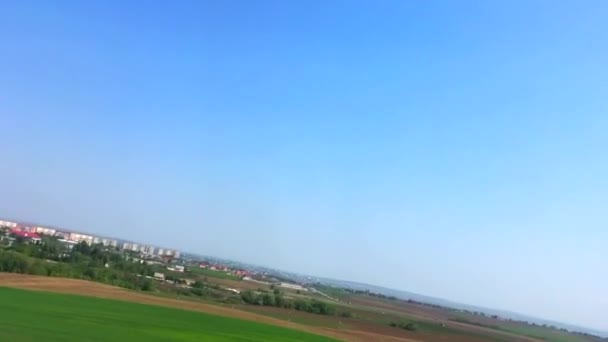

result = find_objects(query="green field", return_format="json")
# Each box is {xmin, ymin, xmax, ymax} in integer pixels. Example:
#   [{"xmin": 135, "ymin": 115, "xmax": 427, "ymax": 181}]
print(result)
[
  {"xmin": 188, "ymin": 267, "xmax": 242, "ymax": 280},
  {"xmin": 0, "ymin": 287, "xmax": 337, "ymax": 342}
]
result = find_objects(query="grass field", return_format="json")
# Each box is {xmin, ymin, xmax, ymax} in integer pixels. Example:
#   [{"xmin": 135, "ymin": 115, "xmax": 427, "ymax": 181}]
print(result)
[
  {"xmin": 0, "ymin": 287, "xmax": 337, "ymax": 342},
  {"xmin": 188, "ymin": 267, "xmax": 242, "ymax": 281}
]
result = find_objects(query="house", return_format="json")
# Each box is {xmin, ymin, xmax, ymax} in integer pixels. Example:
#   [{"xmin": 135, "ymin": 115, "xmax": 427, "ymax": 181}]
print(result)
[
  {"xmin": 10, "ymin": 230, "xmax": 42, "ymax": 243},
  {"xmin": 153, "ymin": 272, "xmax": 165, "ymax": 280},
  {"xmin": 234, "ymin": 269, "xmax": 251, "ymax": 277},
  {"xmin": 171, "ymin": 265, "xmax": 185, "ymax": 272}
]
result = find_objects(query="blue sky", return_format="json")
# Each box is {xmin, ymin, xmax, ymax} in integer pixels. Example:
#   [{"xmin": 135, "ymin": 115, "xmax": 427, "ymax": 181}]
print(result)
[{"xmin": 1, "ymin": 0, "xmax": 607, "ymax": 332}]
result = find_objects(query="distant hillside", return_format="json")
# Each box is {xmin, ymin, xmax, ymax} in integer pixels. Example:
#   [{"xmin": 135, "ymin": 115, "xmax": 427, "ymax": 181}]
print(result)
[
  {"xmin": 179, "ymin": 252, "xmax": 608, "ymax": 338},
  {"xmin": 313, "ymin": 278, "xmax": 608, "ymax": 338}
]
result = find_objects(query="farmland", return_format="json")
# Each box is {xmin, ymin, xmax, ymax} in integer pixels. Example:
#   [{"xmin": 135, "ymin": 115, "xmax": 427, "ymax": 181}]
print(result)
[
  {"xmin": 0, "ymin": 286, "xmax": 336, "ymax": 342},
  {"xmin": 2, "ymin": 272, "xmax": 605, "ymax": 342},
  {"xmin": 188, "ymin": 266, "xmax": 242, "ymax": 280},
  {"xmin": 0, "ymin": 238, "xmax": 605, "ymax": 342}
]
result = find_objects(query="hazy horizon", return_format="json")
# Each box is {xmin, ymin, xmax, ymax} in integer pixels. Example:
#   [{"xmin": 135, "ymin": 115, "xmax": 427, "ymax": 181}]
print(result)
[
  {"xmin": 1, "ymin": 0, "xmax": 607, "ymax": 332},
  {"xmin": 1, "ymin": 212, "xmax": 606, "ymax": 337}
]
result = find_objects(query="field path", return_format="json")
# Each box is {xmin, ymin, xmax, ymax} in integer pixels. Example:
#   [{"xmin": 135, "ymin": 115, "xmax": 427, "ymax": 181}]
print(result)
[{"xmin": 0, "ymin": 273, "xmax": 418, "ymax": 342}]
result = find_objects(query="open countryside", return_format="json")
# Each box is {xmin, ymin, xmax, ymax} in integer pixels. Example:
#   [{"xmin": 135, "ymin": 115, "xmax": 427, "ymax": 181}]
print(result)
[
  {"xmin": 0, "ymin": 220, "xmax": 606, "ymax": 342},
  {"xmin": 2, "ymin": 1, "xmax": 608, "ymax": 340},
  {"xmin": 0, "ymin": 286, "xmax": 336, "ymax": 342}
]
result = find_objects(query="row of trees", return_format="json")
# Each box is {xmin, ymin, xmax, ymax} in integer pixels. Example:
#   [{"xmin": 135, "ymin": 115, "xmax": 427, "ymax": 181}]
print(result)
[{"xmin": 240, "ymin": 289, "xmax": 339, "ymax": 316}]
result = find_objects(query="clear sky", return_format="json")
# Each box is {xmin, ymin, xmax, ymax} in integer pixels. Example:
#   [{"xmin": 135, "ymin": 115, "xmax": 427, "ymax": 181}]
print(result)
[{"xmin": 1, "ymin": 0, "xmax": 607, "ymax": 332}]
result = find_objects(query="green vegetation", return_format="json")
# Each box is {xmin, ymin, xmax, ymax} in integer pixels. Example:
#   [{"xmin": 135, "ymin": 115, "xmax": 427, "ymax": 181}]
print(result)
[
  {"xmin": 240, "ymin": 289, "xmax": 347, "ymax": 317},
  {"xmin": 0, "ymin": 241, "xmax": 157, "ymax": 291},
  {"xmin": 389, "ymin": 321, "xmax": 419, "ymax": 331},
  {"xmin": 1, "ymin": 235, "xmax": 600, "ymax": 342},
  {"xmin": 310, "ymin": 284, "xmax": 350, "ymax": 299},
  {"xmin": 188, "ymin": 266, "xmax": 241, "ymax": 280},
  {"xmin": 0, "ymin": 287, "xmax": 337, "ymax": 342}
]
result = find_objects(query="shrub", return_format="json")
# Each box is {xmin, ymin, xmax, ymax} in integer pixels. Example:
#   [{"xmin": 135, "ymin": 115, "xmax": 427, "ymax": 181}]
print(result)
[
  {"xmin": 390, "ymin": 321, "xmax": 419, "ymax": 332},
  {"xmin": 340, "ymin": 311, "xmax": 353, "ymax": 318}
]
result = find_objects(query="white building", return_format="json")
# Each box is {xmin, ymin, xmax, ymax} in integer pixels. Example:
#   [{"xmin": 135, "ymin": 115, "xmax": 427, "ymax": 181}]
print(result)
[
  {"xmin": 278, "ymin": 283, "xmax": 307, "ymax": 291},
  {"xmin": 54, "ymin": 231, "xmax": 70, "ymax": 239},
  {"xmin": 69, "ymin": 232, "xmax": 94, "ymax": 245},
  {"xmin": 34, "ymin": 226, "xmax": 57, "ymax": 236},
  {"xmin": 140, "ymin": 245, "xmax": 155, "ymax": 255},
  {"xmin": 0, "ymin": 220, "xmax": 18, "ymax": 228},
  {"xmin": 101, "ymin": 238, "xmax": 117, "ymax": 247}
]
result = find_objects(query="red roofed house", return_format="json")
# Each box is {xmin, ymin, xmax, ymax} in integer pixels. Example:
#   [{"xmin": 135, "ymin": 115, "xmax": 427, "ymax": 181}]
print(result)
[{"xmin": 11, "ymin": 229, "xmax": 42, "ymax": 243}]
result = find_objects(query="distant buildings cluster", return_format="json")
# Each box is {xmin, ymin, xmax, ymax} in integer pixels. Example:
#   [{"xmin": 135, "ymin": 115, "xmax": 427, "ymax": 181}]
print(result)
[
  {"xmin": 121, "ymin": 242, "xmax": 180, "ymax": 258},
  {"xmin": 0, "ymin": 218, "xmax": 180, "ymax": 258},
  {"xmin": 199, "ymin": 261, "xmax": 252, "ymax": 278}
]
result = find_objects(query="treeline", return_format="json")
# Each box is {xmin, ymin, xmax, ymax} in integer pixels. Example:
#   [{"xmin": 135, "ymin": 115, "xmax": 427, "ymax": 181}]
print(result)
[
  {"xmin": 0, "ymin": 239, "xmax": 156, "ymax": 291},
  {"xmin": 240, "ymin": 289, "xmax": 348, "ymax": 316},
  {"xmin": 343, "ymin": 288, "xmax": 398, "ymax": 300}
]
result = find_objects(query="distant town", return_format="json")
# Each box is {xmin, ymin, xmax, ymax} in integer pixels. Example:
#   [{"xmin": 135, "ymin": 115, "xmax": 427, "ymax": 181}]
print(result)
[
  {"xmin": 0, "ymin": 217, "xmax": 303, "ymax": 290},
  {"xmin": 1, "ymin": 216, "xmax": 607, "ymax": 340},
  {"xmin": 0, "ymin": 218, "xmax": 181, "ymax": 260}
]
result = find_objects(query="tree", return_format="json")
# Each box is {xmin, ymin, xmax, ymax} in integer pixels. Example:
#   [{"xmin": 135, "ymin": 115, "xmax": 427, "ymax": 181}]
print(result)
[
  {"xmin": 83, "ymin": 267, "xmax": 97, "ymax": 279},
  {"xmin": 190, "ymin": 288, "xmax": 205, "ymax": 296},
  {"xmin": 241, "ymin": 290, "xmax": 257, "ymax": 304},
  {"xmin": 261, "ymin": 293, "xmax": 275, "ymax": 306},
  {"xmin": 140, "ymin": 279, "xmax": 154, "ymax": 291},
  {"xmin": 0, "ymin": 250, "xmax": 29, "ymax": 273},
  {"xmin": 294, "ymin": 299, "xmax": 310, "ymax": 312},
  {"xmin": 274, "ymin": 294, "xmax": 284, "ymax": 307},
  {"xmin": 310, "ymin": 300, "xmax": 334, "ymax": 315},
  {"xmin": 403, "ymin": 323, "xmax": 418, "ymax": 331},
  {"xmin": 340, "ymin": 311, "xmax": 353, "ymax": 318},
  {"xmin": 73, "ymin": 241, "xmax": 91, "ymax": 255}
]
